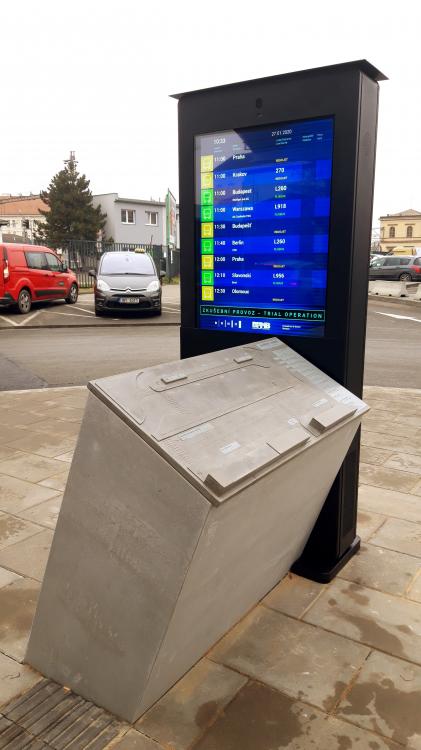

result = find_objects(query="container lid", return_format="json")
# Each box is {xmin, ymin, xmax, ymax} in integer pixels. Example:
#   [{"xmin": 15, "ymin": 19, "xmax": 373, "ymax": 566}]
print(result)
[{"xmin": 89, "ymin": 338, "xmax": 368, "ymax": 504}]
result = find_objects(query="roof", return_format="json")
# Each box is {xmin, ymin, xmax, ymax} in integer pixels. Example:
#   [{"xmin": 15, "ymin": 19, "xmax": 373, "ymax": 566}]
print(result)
[
  {"xmin": 0, "ymin": 196, "xmax": 48, "ymax": 216},
  {"xmin": 171, "ymin": 60, "xmax": 387, "ymax": 99},
  {"xmin": 93, "ymin": 194, "xmax": 180, "ymax": 209},
  {"xmin": 115, "ymin": 197, "xmax": 166, "ymax": 207},
  {"xmin": 380, "ymin": 209, "xmax": 421, "ymax": 219}
]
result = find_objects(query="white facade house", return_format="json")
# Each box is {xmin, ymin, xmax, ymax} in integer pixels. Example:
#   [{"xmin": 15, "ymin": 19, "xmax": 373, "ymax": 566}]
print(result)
[{"xmin": 92, "ymin": 193, "xmax": 179, "ymax": 247}]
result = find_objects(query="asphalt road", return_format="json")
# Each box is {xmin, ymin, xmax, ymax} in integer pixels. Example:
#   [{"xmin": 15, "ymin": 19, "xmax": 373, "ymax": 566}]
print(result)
[
  {"xmin": 0, "ymin": 288, "xmax": 180, "ymax": 329},
  {"xmin": 364, "ymin": 298, "xmax": 421, "ymax": 387},
  {"xmin": 0, "ymin": 298, "xmax": 419, "ymax": 390}
]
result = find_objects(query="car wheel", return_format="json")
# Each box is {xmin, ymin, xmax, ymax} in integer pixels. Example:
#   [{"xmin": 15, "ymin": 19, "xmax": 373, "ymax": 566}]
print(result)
[
  {"xmin": 17, "ymin": 288, "xmax": 32, "ymax": 314},
  {"xmin": 399, "ymin": 272, "xmax": 412, "ymax": 281},
  {"xmin": 95, "ymin": 307, "xmax": 105, "ymax": 317},
  {"xmin": 65, "ymin": 283, "xmax": 79, "ymax": 304}
]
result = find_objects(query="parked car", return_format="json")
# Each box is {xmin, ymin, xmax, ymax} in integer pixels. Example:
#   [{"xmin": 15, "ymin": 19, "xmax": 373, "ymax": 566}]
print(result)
[
  {"xmin": 0, "ymin": 243, "xmax": 78, "ymax": 314},
  {"xmin": 90, "ymin": 250, "xmax": 164, "ymax": 316},
  {"xmin": 369, "ymin": 255, "xmax": 421, "ymax": 281}
]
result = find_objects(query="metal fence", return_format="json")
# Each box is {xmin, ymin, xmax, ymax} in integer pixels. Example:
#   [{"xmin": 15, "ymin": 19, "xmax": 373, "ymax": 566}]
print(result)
[{"xmin": 57, "ymin": 240, "xmax": 180, "ymax": 288}]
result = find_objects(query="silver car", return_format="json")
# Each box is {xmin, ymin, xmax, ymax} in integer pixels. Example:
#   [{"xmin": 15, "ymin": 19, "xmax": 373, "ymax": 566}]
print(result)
[{"xmin": 91, "ymin": 251, "xmax": 164, "ymax": 316}]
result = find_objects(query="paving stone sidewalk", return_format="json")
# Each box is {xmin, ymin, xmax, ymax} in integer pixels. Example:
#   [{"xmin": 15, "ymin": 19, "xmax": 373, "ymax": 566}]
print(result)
[{"xmin": 0, "ymin": 384, "xmax": 420, "ymax": 749}]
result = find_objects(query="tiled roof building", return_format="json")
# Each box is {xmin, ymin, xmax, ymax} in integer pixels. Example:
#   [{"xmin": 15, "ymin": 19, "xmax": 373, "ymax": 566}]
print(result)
[{"xmin": 0, "ymin": 195, "xmax": 48, "ymax": 242}]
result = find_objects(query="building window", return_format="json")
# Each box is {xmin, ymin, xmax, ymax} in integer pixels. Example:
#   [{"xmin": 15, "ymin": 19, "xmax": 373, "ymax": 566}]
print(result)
[
  {"xmin": 389, "ymin": 226, "xmax": 395, "ymax": 238},
  {"xmin": 407, "ymin": 226, "xmax": 413, "ymax": 238},
  {"xmin": 145, "ymin": 211, "xmax": 158, "ymax": 226},
  {"xmin": 121, "ymin": 209, "xmax": 136, "ymax": 224}
]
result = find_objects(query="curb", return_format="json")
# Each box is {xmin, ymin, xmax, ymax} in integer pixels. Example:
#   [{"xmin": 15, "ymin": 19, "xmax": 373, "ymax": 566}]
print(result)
[
  {"xmin": 368, "ymin": 294, "xmax": 421, "ymax": 308},
  {"xmin": 0, "ymin": 321, "xmax": 180, "ymax": 330}
]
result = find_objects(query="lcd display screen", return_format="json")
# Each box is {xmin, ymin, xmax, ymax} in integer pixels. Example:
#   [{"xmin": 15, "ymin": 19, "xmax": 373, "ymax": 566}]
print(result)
[{"xmin": 195, "ymin": 117, "xmax": 334, "ymax": 337}]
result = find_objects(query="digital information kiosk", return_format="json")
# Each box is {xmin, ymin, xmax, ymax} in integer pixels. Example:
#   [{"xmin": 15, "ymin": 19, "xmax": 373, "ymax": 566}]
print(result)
[{"xmin": 173, "ymin": 61, "xmax": 386, "ymax": 582}]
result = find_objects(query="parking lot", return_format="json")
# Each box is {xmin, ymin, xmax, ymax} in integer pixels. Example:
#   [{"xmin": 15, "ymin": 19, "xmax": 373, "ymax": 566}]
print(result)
[{"xmin": 0, "ymin": 285, "xmax": 180, "ymax": 328}]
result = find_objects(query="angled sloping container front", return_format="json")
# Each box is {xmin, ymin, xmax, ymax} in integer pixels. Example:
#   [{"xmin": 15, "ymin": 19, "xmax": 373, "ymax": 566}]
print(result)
[{"xmin": 26, "ymin": 338, "xmax": 368, "ymax": 721}]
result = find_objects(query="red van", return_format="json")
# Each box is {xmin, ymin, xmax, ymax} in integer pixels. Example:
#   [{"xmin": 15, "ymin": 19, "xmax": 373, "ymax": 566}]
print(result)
[{"xmin": 0, "ymin": 244, "xmax": 78, "ymax": 314}]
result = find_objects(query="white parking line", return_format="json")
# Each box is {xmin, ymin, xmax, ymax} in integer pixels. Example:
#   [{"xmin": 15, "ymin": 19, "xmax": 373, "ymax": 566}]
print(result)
[
  {"xmin": 0, "ymin": 311, "xmax": 40, "ymax": 327},
  {"xmin": 18, "ymin": 311, "xmax": 41, "ymax": 326},
  {"xmin": 72, "ymin": 305, "xmax": 95, "ymax": 315},
  {"xmin": 376, "ymin": 312, "xmax": 421, "ymax": 324},
  {"xmin": 42, "ymin": 310, "xmax": 95, "ymax": 319},
  {"xmin": 0, "ymin": 315, "xmax": 18, "ymax": 327}
]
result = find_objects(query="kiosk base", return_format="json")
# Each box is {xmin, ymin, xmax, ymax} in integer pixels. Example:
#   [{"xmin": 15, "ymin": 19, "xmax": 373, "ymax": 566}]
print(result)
[{"xmin": 291, "ymin": 535, "xmax": 361, "ymax": 584}]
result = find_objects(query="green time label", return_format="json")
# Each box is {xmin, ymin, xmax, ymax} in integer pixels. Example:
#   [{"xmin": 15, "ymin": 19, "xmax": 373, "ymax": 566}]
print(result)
[
  {"xmin": 201, "ymin": 205, "xmax": 214, "ymax": 222},
  {"xmin": 202, "ymin": 270, "xmax": 214, "ymax": 286},
  {"xmin": 201, "ymin": 239, "xmax": 214, "ymax": 254},
  {"xmin": 201, "ymin": 189, "xmax": 214, "ymax": 206}
]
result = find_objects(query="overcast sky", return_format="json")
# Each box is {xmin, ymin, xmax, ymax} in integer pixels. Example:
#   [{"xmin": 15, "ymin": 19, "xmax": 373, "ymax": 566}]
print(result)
[{"xmin": 2, "ymin": 0, "xmax": 420, "ymax": 226}]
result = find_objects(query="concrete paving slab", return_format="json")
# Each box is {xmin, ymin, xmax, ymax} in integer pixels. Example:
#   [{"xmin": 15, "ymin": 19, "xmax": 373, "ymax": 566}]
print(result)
[
  {"xmin": 263, "ymin": 573, "xmax": 325, "ymax": 618},
  {"xmin": 38, "ymin": 469, "xmax": 70, "ymax": 492},
  {"xmin": 361, "ymin": 432, "xmax": 421, "ymax": 458},
  {"xmin": 210, "ymin": 605, "xmax": 369, "ymax": 711},
  {"xmin": 338, "ymin": 543, "xmax": 420, "ymax": 595},
  {"xmin": 0, "ymin": 425, "xmax": 30, "ymax": 443},
  {"xmin": 369, "ymin": 518, "xmax": 421, "ymax": 558},
  {"xmin": 0, "ymin": 446, "xmax": 22, "ymax": 462},
  {"xmin": 0, "ymin": 512, "xmax": 44, "ymax": 551},
  {"xmin": 0, "ymin": 475, "xmax": 60, "ymax": 514},
  {"xmin": 360, "ymin": 445, "xmax": 393, "ymax": 466},
  {"xmin": 400, "ymin": 415, "xmax": 421, "ymax": 430},
  {"xmin": 112, "ymin": 730, "xmax": 164, "ymax": 749},
  {"xmin": 54, "ymin": 449, "xmax": 74, "ymax": 463},
  {"xmin": 359, "ymin": 484, "xmax": 421, "ymax": 524},
  {"xmin": 5, "ymin": 433, "xmax": 77, "ymax": 459},
  {"xmin": 336, "ymin": 650, "xmax": 421, "ymax": 748},
  {"xmin": 136, "ymin": 659, "xmax": 247, "ymax": 750},
  {"xmin": 0, "ymin": 411, "xmax": 48, "ymax": 429},
  {"xmin": 17, "ymin": 495, "xmax": 63, "ymax": 529},
  {"xmin": 367, "ymin": 400, "xmax": 421, "ymax": 419},
  {"xmin": 408, "ymin": 574, "xmax": 421, "ymax": 604},
  {"xmin": 359, "ymin": 463, "xmax": 420, "ymax": 493},
  {"xmin": 384, "ymin": 452, "xmax": 421, "ymax": 475},
  {"xmin": 0, "ymin": 651, "xmax": 42, "ymax": 707},
  {"xmin": 29, "ymin": 419, "xmax": 81, "ymax": 437},
  {"xmin": 193, "ymin": 681, "xmax": 403, "ymax": 750},
  {"xmin": 0, "ymin": 453, "xmax": 66, "ymax": 482},
  {"xmin": 0, "ymin": 529, "xmax": 54, "ymax": 581},
  {"xmin": 412, "ymin": 479, "xmax": 421, "ymax": 496},
  {"xmin": 0, "ymin": 578, "xmax": 40, "ymax": 661},
  {"xmin": 31, "ymin": 405, "xmax": 85, "ymax": 422},
  {"xmin": 304, "ymin": 579, "xmax": 421, "ymax": 664},
  {"xmin": 363, "ymin": 416, "xmax": 421, "ymax": 439},
  {"xmin": 0, "ymin": 566, "xmax": 21, "ymax": 589},
  {"xmin": 357, "ymin": 509, "xmax": 387, "ymax": 541}
]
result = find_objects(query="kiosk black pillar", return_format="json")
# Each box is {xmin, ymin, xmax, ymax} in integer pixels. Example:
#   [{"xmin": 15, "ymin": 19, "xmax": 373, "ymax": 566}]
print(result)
[{"xmin": 172, "ymin": 60, "xmax": 386, "ymax": 583}]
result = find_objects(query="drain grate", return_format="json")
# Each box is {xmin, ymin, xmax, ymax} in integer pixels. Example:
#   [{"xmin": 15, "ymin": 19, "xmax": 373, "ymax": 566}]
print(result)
[{"xmin": 0, "ymin": 679, "xmax": 126, "ymax": 749}]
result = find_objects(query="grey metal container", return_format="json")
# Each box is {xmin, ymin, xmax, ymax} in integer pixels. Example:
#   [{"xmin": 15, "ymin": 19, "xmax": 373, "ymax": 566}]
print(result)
[{"xmin": 26, "ymin": 338, "xmax": 368, "ymax": 722}]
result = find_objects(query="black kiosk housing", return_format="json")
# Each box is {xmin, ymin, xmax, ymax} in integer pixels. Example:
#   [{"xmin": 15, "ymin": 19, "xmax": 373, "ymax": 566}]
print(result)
[{"xmin": 173, "ymin": 60, "xmax": 386, "ymax": 582}]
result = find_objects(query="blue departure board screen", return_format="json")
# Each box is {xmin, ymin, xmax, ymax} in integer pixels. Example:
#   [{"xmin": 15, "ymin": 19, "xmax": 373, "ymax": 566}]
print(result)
[{"xmin": 195, "ymin": 117, "xmax": 334, "ymax": 337}]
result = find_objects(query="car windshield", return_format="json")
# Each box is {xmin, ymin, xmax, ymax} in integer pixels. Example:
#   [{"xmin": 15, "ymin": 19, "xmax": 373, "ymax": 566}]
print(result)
[{"xmin": 100, "ymin": 253, "xmax": 155, "ymax": 275}]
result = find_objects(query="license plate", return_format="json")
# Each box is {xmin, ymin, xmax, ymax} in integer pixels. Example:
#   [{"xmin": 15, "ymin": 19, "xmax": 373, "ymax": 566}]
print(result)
[{"xmin": 120, "ymin": 297, "xmax": 140, "ymax": 304}]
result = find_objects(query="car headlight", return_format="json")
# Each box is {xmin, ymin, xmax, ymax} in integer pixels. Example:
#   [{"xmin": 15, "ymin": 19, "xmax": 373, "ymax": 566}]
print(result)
[
  {"xmin": 147, "ymin": 280, "xmax": 160, "ymax": 293},
  {"xmin": 97, "ymin": 279, "xmax": 110, "ymax": 292}
]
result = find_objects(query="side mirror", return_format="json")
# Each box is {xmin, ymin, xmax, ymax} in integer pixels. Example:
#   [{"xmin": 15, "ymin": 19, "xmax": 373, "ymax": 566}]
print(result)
[
  {"xmin": 159, "ymin": 270, "xmax": 166, "ymax": 279},
  {"xmin": 88, "ymin": 269, "xmax": 97, "ymax": 278},
  {"xmin": 61, "ymin": 264, "xmax": 68, "ymax": 272}
]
